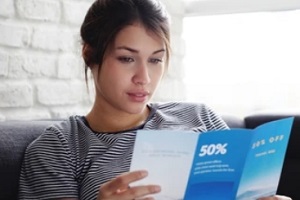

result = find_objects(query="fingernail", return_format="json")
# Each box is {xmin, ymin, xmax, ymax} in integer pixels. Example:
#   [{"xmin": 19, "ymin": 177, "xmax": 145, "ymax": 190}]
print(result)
[
  {"xmin": 140, "ymin": 170, "xmax": 148, "ymax": 177},
  {"xmin": 152, "ymin": 185, "xmax": 161, "ymax": 193}
]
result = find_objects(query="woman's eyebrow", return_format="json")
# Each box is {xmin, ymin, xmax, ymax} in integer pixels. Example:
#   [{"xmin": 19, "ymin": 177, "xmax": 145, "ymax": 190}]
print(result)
[
  {"xmin": 153, "ymin": 49, "xmax": 165, "ymax": 55},
  {"xmin": 116, "ymin": 46, "xmax": 138, "ymax": 53},
  {"xmin": 116, "ymin": 46, "xmax": 165, "ymax": 55}
]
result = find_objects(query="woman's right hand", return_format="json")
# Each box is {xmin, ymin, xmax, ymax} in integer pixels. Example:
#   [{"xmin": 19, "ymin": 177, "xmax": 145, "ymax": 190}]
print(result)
[{"xmin": 97, "ymin": 170, "xmax": 161, "ymax": 200}]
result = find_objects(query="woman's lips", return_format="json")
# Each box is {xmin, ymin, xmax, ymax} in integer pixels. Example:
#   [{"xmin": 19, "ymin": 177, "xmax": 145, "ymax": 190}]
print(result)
[{"xmin": 127, "ymin": 91, "xmax": 149, "ymax": 102}]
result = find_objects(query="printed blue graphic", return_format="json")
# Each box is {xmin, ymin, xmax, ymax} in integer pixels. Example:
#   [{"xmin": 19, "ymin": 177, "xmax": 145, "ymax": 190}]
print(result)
[{"xmin": 130, "ymin": 118, "xmax": 293, "ymax": 200}]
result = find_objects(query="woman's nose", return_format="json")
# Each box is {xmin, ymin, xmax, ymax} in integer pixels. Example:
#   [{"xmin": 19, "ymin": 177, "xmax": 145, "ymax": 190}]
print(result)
[{"xmin": 132, "ymin": 64, "xmax": 151, "ymax": 85}]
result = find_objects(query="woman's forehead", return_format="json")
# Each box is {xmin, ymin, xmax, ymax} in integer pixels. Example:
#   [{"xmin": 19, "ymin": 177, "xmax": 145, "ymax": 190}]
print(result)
[{"xmin": 113, "ymin": 23, "xmax": 165, "ymax": 50}]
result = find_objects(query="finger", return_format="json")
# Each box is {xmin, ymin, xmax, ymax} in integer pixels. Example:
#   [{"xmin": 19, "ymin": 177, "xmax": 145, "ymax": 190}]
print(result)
[
  {"xmin": 100, "ymin": 170, "xmax": 148, "ymax": 196},
  {"xmin": 273, "ymin": 195, "xmax": 292, "ymax": 200},
  {"xmin": 119, "ymin": 184, "xmax": 161, "ymax": 200}
]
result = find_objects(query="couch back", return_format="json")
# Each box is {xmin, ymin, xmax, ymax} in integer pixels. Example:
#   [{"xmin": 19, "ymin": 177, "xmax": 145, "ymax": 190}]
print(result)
[
  {"xmin": 0, "ymin": 120, "xmax": 60, "ymax": 200},
  {"xmin": 0, "ymin": 114, "xmax": 299, "ymax": 200}
]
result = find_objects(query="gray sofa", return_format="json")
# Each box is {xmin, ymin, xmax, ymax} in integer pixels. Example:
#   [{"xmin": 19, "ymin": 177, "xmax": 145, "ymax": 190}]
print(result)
[{"xmin": 0, "ymin": 114, "xmax": 299, "ymax": 200}]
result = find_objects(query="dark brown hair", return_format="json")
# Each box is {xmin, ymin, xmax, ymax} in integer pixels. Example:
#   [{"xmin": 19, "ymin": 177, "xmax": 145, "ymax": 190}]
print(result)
[{"xmin": 80, "ymin": 0, "xmax": 171, "ymax": 82}]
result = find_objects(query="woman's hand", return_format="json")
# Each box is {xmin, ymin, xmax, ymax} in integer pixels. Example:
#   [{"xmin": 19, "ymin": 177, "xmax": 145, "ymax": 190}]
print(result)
[
  {"xmin": 97, "ymin": 170, "xmax": 161, "ymax": 200},
  {"xmin": 258, "ymin": 195, "xmax": 292, "ymax": 200}
]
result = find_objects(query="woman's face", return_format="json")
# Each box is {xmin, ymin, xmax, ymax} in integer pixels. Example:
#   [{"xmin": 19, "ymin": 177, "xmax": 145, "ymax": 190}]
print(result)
[{"xmin": 92, "ymin": 23, "xmax": 166, "ymax": 115}]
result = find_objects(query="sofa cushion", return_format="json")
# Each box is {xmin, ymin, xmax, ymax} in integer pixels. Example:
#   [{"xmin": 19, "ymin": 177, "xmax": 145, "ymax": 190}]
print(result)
[{"xmin": 0, "ymin": 120, "xmax": 61, "ymax": 200}]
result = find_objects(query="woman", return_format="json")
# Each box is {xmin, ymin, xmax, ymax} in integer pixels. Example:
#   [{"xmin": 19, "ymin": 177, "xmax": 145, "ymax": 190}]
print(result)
[{"xmin": 19, "ymin": 0, "xmax": 292, "ymax": 199}]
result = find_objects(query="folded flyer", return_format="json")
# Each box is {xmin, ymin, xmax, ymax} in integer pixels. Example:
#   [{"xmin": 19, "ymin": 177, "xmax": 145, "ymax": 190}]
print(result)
[{"xmin": 130, "ymin": 117, "xmax": 294, "ymax": 200}]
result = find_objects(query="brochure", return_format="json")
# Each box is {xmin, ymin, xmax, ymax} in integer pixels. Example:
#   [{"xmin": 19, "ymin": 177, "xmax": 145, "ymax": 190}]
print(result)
[{"xmin": 130, "ymin": 117, "xmax": 294, "ymax": 200}]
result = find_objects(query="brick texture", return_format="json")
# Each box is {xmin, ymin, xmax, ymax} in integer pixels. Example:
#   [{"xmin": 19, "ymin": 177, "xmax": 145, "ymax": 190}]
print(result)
[{"xmin": 0, "ymin": 0, "xmax": 15, "ymax": 18}]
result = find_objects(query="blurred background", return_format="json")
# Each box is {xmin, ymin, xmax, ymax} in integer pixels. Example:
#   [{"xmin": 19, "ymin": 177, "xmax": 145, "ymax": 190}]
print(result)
[
  {"xmin": 183, "ymin": 0, "xmax": 300, "ymax": 117},
  {"xmin": 0, "ymin": 0, "xmax": 300, "ymax": 120}
]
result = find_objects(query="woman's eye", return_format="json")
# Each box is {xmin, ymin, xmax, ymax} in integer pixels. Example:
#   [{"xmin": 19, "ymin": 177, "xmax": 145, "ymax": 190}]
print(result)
[
  {"xmin": 118, "ymin": 57, "xmax": 134, "ymax": 63},
  {"xmin": 149, "ymin": 58, "xmax": 163, "ymax": 64}
]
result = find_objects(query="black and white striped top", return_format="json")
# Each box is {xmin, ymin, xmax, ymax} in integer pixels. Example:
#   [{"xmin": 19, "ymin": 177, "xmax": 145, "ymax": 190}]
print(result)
[{"xmin": 19, "ymin": 102, "xmax": 228, "ymax": 200}]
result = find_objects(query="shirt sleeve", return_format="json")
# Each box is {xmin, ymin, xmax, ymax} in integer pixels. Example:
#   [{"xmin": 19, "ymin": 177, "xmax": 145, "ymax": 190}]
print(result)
[
  {"xmin": 19, "ymin": 126, "xmax": 79, "ymax": 200},
  {"xmin": 197, "ymin": 103, "xmax": 230, "ymax": 131}
]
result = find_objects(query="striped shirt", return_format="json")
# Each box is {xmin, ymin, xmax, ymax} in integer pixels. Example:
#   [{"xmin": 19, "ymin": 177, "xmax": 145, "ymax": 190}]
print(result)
[{"xmin": 19, "ymin": 102, "xmax": 228, "ymax": 200}]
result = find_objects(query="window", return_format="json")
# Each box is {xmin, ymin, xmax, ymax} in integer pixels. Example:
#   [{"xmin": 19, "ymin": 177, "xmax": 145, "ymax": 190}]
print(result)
[{"xmin": 183, "ymin": 10, "xmax": 300, "ymax": 116}]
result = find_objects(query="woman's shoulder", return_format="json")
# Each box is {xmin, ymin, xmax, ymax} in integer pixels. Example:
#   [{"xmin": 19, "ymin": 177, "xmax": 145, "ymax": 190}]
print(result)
[
  {"xmin": 27, "ymin": 115, "xmax": 90, "ymax": 149},
  {"xmin": 148, "ymin": 101, "xmax": 228, "ymax": 131},
  {"xmin": 43, "ymin": 115, "xmax": 87, "ymax": 135}
]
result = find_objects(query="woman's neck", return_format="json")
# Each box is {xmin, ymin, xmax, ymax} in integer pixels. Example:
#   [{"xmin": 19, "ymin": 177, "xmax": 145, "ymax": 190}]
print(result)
[{"xmin": 85, "ymin": 104, "xmax": 150, "ymax": 133}]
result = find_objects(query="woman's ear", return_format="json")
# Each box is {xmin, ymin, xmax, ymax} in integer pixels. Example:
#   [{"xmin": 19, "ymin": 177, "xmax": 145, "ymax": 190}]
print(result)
[{"xmin": 82, "ymin": 43, "xmax": 93, "ymax": 66}]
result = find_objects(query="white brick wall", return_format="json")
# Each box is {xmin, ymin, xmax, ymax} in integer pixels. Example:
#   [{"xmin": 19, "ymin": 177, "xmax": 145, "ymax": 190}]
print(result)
[
  {"xmin": 0, "ymin": 23, "xmax": 29, "ymax": 47},
  {"xmin": 0, "ymin": 0, "xmax": 15, "ymax": 18},
  {"xmin": 0, "ymin": 82, "xmax": 33, "ymax": 107},
  {"xmin": 16, "ymin": 0, "xmax": 61, "ymax": 22},
  {"xmin": 0, "ymin": 0, "xmax": 186, "ymax": 121}
]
